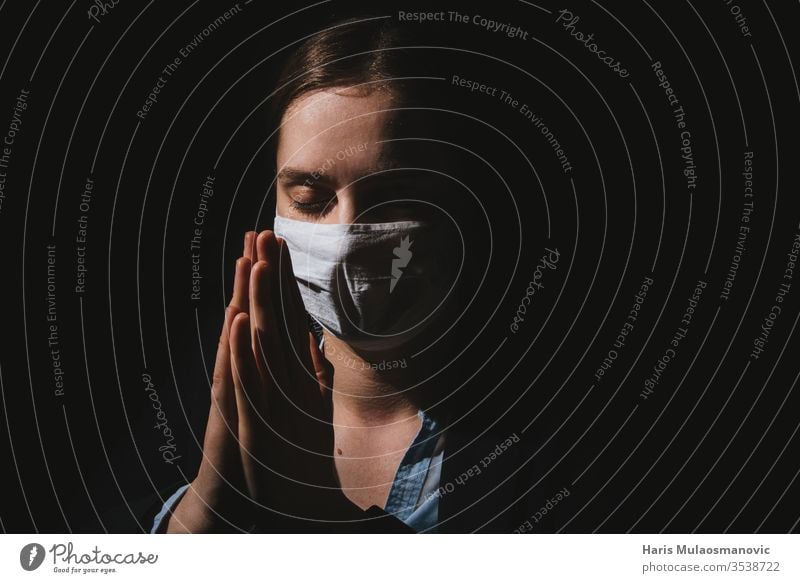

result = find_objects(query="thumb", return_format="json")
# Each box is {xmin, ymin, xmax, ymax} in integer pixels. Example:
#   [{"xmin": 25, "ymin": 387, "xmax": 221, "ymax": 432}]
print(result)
[{"xmin": 308, "ymin": 332, "xmax": 334, "ymax": 397}]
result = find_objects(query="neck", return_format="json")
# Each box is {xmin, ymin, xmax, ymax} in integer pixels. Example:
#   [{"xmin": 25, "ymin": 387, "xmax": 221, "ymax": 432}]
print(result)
[{"xmin": 323, "ymin": 331, "xmax": 424, "ymax": 424}]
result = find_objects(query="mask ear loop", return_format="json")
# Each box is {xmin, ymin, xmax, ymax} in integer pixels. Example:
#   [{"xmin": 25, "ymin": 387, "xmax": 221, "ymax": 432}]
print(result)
[{"xmin": 307, "ymin": 310, "xmax": 324, "ymax": 350}]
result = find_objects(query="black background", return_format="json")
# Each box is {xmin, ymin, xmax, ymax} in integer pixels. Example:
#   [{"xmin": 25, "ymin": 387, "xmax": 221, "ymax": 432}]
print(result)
[{"xmin": 0, "ymin": 0, "xmax": 798, "ymax": 533}]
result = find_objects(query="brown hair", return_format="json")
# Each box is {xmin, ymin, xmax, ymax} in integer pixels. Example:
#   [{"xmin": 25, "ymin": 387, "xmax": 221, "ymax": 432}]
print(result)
[{"xmin": 268, "ymin": 17, "xmax": 425, "ymax": 134}]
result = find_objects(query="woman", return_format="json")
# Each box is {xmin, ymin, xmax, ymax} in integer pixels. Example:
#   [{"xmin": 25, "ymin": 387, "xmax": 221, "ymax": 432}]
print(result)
[{"xmin": 150, "ymin": 16, "xmax": 524, "ymax": 534}]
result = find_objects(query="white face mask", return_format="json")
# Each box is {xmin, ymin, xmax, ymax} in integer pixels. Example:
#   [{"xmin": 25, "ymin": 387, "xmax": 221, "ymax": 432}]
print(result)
[{"xmin": 273, "ymin": 215, "xmax": 457, "ymax": 351}]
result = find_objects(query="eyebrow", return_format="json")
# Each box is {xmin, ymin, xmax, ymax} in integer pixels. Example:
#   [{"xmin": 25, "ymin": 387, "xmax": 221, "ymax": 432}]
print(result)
[{"xmin": 276, "ymin": 167, "xmax": 333, "ymax": 187}]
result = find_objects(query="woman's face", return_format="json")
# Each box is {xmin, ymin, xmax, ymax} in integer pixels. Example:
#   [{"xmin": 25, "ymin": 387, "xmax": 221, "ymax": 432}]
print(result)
[
  {"xmin": 273, "ymin": 86, "xmax": 463, "ymax": 349},
  {"xmin": 275, "ymin": 87, "xmax": 441, "ymax": 224}
]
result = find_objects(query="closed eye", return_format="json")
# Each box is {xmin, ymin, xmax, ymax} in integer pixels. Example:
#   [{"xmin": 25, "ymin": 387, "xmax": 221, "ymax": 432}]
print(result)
[{"xmin": 290, "ymin": 195, "xmax": 336, "ymax": 217}]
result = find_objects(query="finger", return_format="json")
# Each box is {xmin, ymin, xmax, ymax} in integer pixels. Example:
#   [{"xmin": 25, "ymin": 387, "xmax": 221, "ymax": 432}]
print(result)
[
  {"xmin": 231, "ymin": 312, "xmax": 268, "ymax": 422},
  {"xmin": 212, "ymin": 306, "xmax": 238, "ymax": 421},
  {"xmin": 257, "ymin": 230, "xmax": 315, "ymax": 412},
  {"xmin": 231, "ymin": 256, "xmax": 251, "ymax": 313},
  {"xmin": 256, "ymin": 229, "xmax": 277, "ymax": 264},
  {"xmin": 256, "ymin": 232, "xmax": 294, "ymax": 348},
  {"xmin": 243, "ymin": 231, "xmax": 256, "ymax": 261},
  {"xmin": 266, "ymin": 234, "xmax": 318, "ymax": 414},
  {"xmin": 198, "ymin": 246, "xmax": 254, "ymax": 484},
  {"xmin": 249, "ymin": 259, "xmax": 291, "ymax": 403},
  {"xmin": 253, "ymin": 230, "xmax": 286, "ymax": 371},
  {"xmin": 198, "ymin": 305, "xmax": 241, "ymax": 484},
  {"xmin": 221, "ymin": 255, "xmax": 251, "ymax": 414},
  {"xmin": 230, "ymin": 312, "xmax": 269, "ymax": 500},
  {"xmin": 276, "ymin": 237, "xmax": 315, "ymax": 378},
  {"xmin": 308, "ymin": 331, "xmax": 334, "ymax": 394}
]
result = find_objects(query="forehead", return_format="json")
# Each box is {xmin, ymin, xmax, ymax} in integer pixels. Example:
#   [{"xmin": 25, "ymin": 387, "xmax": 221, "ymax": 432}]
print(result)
[{"xmin": 276, "ymin": 88, "xmax": 399, "ymax": 170}]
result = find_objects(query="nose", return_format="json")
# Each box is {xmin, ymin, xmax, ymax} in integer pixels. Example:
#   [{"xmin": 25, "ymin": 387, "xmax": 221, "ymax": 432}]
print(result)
[{"xmin": 333, "ymin": 189, "xmax": 359, "ymax": 224}]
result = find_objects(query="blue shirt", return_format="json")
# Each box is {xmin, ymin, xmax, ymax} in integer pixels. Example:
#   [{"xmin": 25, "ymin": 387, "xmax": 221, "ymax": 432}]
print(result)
[{"xmin": 151, "ymin": 409, "xmax": 445, "ymax": 533}]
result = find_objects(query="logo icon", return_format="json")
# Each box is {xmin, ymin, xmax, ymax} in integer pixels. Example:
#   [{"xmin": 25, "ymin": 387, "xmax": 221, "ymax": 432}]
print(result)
[
  {"xmin": 390, "ymin": 235, "xmax": 413, "ymax": 293},
  {"xmin": 20, "ymin": 543, "xmax": 45, "ymax": 571}
]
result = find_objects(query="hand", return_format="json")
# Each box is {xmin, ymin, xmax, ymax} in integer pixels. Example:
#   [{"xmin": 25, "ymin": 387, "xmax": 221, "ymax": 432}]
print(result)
[
  {"xmin": 166, "ymin": 231, "xmax": 356, "ymax": 533},
  {"xmin": 231, "ymin": 230, "xmax": 343, "ymax": 523},
  {"xmin": 165, "ymin": 231, "xmax": 256, "ymax": 533}
]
